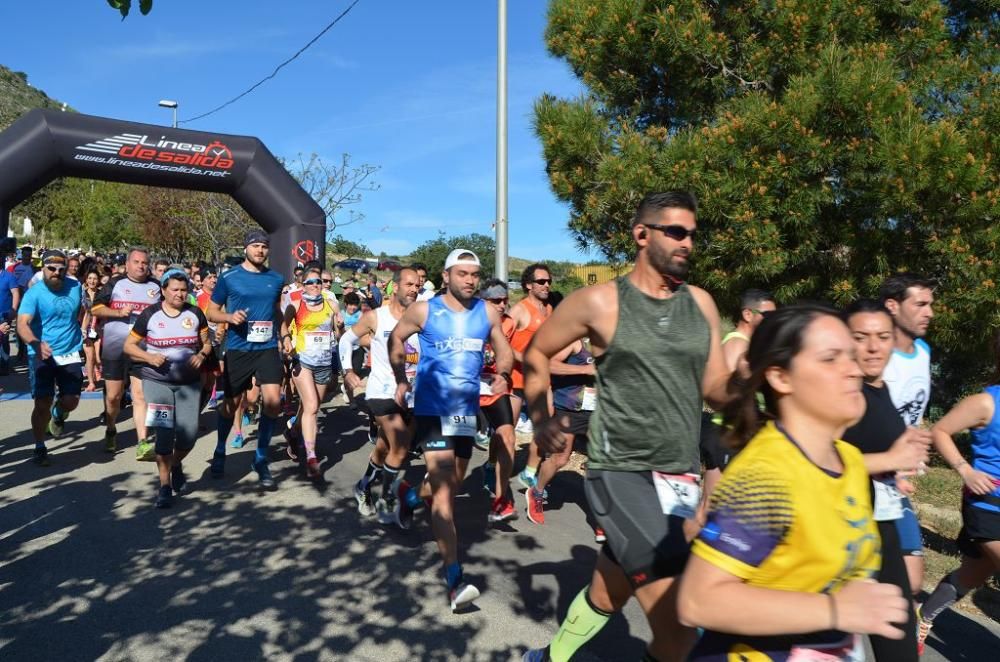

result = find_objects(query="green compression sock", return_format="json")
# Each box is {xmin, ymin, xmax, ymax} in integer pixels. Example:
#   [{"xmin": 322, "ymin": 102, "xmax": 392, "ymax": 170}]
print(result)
[{"xmin": 549, "ymin": 586, "xmax": 612, "ymax": 662}]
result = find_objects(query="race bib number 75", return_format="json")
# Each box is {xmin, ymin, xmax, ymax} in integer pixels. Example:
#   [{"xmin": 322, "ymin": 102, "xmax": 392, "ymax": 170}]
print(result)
[{"xmin": 145, "ymin": 403, "xmax": 175, "ymax": 429}]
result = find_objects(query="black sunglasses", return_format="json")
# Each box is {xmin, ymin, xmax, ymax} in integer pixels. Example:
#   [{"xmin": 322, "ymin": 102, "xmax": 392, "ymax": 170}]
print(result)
[
  {"xmin": 644, "ymin": 223, "xmax": 696, "ymax": 241},
  {"xmin": 322, "ymin": 278, "xmax": 333, "ymax": 283},
  {"xmin": 532, "ymin": 278, "xmax": 552, "ymax": 286},
  {"xmin": 486, "ymin": 297, "xmax": 508, "ymax": 304}
]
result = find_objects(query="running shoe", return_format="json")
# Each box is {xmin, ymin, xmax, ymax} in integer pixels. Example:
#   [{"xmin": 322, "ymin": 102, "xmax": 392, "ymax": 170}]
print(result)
[
  {"xmin": 354, "ymin": 480, "xmax": 375, "ymax": 517},
  {"xmin": 917, "ymin": 607, "xmax": 932, "ymax": 656},
  {"xmin": 48, "ymin": 404, "xmax": 65, "ymax": 437},
  {"xmin": 517, "ymin": 469, "xmax": 537, "ymax": 491},
  {"xmin": 230, "ymin": 433, "xmax": 248, "ymax": 449},
  {"xmin": 473, "ymin": 432, "xmax": 490, "ymax": 452},
  {"xmin": 521, "ymin": 649, "xmax": 550, "ymax": 662},
  {"xmin": 515, "ymin": 417, "xmax": 533, "ymax": 434},
  {"xmin": 285, "ymin": 440, "xmax": 300, "ymax": 462},
  {"xmin": 155, "ymin": 485, "xmax": 173, "ymax": 509},
  {"xmin": 206, "ymin": 397, "xmax": 218, "ymax": 410},
  {"xmin": 394, "ymin": 481, "xmax": 414, "ymax": 530},
  {"xmin": 449, "ymin": 581, "xmax": 480, "ymax": 612},
  {"xmin": 481, "ymin": 461, "xmax": 496, "ymax": 497},
  {"xmin": 252, "ymin": 457, "xmax": 276, "ymax": 489},
  {"xmin": 171, "ymin": 464, "xmax": 187, "ymax": 494},
  {"xmin": 135, "ymin": 437, "xmax": 157, "ymax": 462},
  {"xmin": 526, "ymin": 488, "xmax": 545, "ymax": 525},
  {"xmin": 210, "ymin": 450, "xmax": 226, "ymax": 477},
  {"xmin": 241, "ymin": 413, "xmax": 252, "ymax": 430},
  {"xmin": 368, "ymin": 420, "xmax": 378, "ymax": 445},
  {"xmin": 104, "ymin": 429, "xmax": 117, "ymax": 453},
  {"xmin": 488, "ymin": 494, "xmax": 517, "ymax": 523},
  {"xmin": 594, "ymin": 527, "xmax": 607, "ymax": 543},
  {"xmin": 32, "ymin": 447, "xmax": 50, "ymax": 467},
  {"xmin": 306, "ymin": 458, "xmax": 321, "ymax": 480}
]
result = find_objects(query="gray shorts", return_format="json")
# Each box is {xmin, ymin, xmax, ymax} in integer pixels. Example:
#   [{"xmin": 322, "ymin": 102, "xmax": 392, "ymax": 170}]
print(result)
[
  {"xmin": 298, "ymin": 361, "xmax": 334, "ymax": 385},
  {"xmin": 142, "ymin": 379, "xmax": 201, "ymax": 454}
]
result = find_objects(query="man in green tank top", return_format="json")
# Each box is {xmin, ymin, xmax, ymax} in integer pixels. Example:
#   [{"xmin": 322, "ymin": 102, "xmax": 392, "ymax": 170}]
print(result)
[
  {"xmin": 721, "ymin": 288, "xmax": 776, "ymax": 372},
  {"xmin": 520, "ymin": 191, "xmax": 733, "ymax": 662}
]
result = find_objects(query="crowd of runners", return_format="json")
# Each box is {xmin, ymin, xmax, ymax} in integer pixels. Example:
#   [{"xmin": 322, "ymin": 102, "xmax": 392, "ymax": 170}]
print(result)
[{"xmin": 3, "ymin": 190, "xmax": 1000, "ymax": 661}]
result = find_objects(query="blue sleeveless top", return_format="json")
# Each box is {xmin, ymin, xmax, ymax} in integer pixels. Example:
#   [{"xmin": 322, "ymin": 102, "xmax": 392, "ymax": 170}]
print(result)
[
  {"xmin": 969, "ymin": 385, "xmax": 1000, "ymax": 512},
  {"xmin": 414, "ymin": 296, "xmax": 491, "ymax": 416}
]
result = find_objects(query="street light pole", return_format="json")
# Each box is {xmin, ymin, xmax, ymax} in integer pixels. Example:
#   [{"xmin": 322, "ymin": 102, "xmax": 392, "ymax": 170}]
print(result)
[
  {"xmin": 158, "ymin": 99, "xmax": 178, "ymax": 128},
  {"xmin": 495, "ymin": 0, "xmax": 508, "ymax": 281}
]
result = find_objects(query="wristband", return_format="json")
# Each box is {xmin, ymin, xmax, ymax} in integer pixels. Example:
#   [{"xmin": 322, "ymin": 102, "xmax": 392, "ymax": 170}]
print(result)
[{"xmin": 500, "ymin": 371, "xmax": 512, "ymax": 382}]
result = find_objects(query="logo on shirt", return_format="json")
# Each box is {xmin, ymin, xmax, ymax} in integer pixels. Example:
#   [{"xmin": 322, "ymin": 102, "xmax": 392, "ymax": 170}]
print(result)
[
  {"xmin": 181, "ymin": 317, "xmax": 194, "ymax": 329},
  {"xmin": 147, "ymin": 288, "xmax": 158, "ymax": 298},
  {"xmin": 433, "ymin": 337, "xmax": 484, "ymax": 353}
]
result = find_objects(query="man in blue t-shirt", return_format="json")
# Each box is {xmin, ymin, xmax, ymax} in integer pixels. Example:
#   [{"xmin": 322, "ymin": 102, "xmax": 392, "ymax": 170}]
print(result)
[
  {"xmin": 0, "ymin": 260, "xmax": 20, "ymax": 375},
  {"xmin": 206, "ymin": 229, "xmax": 286, "ymax": 488},
  {"xmin": 16, "ymin": 250, "xmax": 84, "ymax": 466}
]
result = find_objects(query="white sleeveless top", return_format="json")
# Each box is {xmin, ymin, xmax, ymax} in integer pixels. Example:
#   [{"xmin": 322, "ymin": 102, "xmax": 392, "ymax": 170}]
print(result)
[
  {"xmin": 883, "ymin": 338, "xmax": 931, "ymax": 426},
  {"xmin": 366, "ymin": 306, "xmax": 420, "ymax": 403}
]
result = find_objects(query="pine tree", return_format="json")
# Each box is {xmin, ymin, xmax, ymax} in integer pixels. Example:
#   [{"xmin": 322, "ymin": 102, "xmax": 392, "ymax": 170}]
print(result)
[{"xmin": 536, "ymin": 0, "xmax": 999, "ymax": 402}]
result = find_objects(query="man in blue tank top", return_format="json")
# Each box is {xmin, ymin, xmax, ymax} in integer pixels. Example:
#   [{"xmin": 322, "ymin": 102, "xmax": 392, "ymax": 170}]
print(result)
[{"xmin": 388, "ymin": 249, "xmax": 513, "ymax": 612}]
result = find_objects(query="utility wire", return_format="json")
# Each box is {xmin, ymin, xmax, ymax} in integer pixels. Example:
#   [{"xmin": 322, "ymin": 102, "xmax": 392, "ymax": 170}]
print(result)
[{"xmin": 180, "ymin": 0, "xmax": 361, "ymax": 125}]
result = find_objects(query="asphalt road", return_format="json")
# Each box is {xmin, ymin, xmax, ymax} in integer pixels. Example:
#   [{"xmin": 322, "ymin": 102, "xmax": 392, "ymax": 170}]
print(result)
[{"xmin": 0, "ymin": 367, "xmax": 997, "ymax": 661}]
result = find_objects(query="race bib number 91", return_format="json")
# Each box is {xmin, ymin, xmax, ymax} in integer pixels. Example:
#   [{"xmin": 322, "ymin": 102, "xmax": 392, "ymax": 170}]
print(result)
[{"xmin": 441, "ymin": 415, "xmax": 476, "ymax": 437}]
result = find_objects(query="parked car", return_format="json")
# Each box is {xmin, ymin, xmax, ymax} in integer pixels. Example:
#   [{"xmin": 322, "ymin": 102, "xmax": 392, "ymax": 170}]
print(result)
[
  {"xmin": 507, "ymin": 280, "xmax": 522, "ymax": 292},
  {"xmin": 378, "ymin": 259, "xmax": 402, "ymax": 272},
  {"xmin": 333, "ymin": 258, "xmax": 370, "ymax": 273}
]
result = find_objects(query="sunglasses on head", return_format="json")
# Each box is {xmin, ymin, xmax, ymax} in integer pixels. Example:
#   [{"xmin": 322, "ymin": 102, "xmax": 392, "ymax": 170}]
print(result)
[
  {"xmin": 532, "ymin": 278, "xmax": 552, "ymax": 286},
  {"xmin": 486, "ymin": 297, "xmax": 508, "ymax": 304},
  {"xmin": 644, "ymin": 223, "xmax": 696, "ymax": 241},
  {"xmin": 303, "ymin": 278, "xmax": 323, "ymax": 286}
]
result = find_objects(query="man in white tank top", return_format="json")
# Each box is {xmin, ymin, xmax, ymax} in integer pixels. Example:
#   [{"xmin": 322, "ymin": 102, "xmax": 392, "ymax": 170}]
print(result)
[{"xmin": 339, "ymin": 267, "xmax": 421, "ymax": 526}]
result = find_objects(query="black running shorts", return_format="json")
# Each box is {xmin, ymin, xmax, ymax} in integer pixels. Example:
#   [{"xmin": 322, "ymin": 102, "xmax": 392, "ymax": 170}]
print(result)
[
  {"xmin": 481, "ymin": 395, "xmax": 514, "ymax": 429},
  {"xmin": 413, "ymin": 415, "xmax": 474, "ymax": 460},
  {"xmin": 584, "ymin": 468, "xmax": 691, "ymax": 587},
  {"xmin": 367, "ymin": 397, "xmax": 409, "ymax": 419},
  {"xmin": 223, "ymin": 348, "xmax": 283, "ymax": 394},
  {"xmin": 957, "ymin": 500, "xmax": 1000, "ymax": 558}
]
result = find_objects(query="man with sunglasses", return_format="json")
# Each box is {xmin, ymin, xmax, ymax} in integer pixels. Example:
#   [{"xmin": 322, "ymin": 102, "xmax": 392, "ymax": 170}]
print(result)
[
  {"xmin": 16, "ymin": 250, "xmax": 84, "ymax": 466},
  {"xmin": 722, "ymin": 289, "xmax": 776, "ymax": 373},
  {"xmin": 509, "ymin": 264, "xmax": 553, "ymax": 490},
  {"xmin": 521, "ymin": 191, "xmax": 732, "ymax": 662},
  {"xmin": 477, "ymin": 279, "xmax": 519, "ymax": 522}
]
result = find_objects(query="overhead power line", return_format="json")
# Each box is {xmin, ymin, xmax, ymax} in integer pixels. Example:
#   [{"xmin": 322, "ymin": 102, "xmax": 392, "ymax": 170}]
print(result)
[{"xmin": 180, "ymin": 0, "xmax": 362, "ymax": 125}]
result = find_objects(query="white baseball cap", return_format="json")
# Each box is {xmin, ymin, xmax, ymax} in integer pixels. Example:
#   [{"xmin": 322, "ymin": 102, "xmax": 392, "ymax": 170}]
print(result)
[{"xmin": 444, "ymin": 249, "xmax": 481, "ymax": 270}]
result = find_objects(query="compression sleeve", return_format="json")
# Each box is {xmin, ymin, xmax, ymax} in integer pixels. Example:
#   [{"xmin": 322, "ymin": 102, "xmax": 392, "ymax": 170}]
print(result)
[{"xmin": 338, "ymin": 327, "xmax": 360, "ymax": 375}]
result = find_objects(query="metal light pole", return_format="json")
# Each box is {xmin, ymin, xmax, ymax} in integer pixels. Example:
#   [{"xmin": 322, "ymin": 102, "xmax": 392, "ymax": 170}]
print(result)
[
  {"xmin": 495, "ymin": 0, "xmax": 508, "ymax": 281},
  {"xmin": 158, "ymin": 99, "xmax": 178, "ymax": 128}
]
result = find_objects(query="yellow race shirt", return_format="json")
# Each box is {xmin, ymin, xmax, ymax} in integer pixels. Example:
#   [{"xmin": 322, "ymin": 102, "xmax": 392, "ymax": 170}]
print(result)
[{"xmin": 690, "ymin": 421, "xmax": 881, "ymax": 661}]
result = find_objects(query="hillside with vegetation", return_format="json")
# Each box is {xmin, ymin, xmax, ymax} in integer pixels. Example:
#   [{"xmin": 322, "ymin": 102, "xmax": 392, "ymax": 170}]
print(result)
[{"xmin": 0, "ymin": 64, "xmax": 71, "ymax": 130}]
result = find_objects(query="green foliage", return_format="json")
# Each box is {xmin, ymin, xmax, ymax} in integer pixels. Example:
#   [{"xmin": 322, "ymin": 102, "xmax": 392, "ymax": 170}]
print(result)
[
  {"xmin": 538, "ymin": 0, "xmax": 1000, "ymax": 407},
  {"xmin": 328, "ymin": 234, "xmax": 370, "ymax": 258},
  {"xmin": 106, "ymin": 0, "xmax": 153, "ymax": 19},
  {"xmin": 408, "ymin": 232, "xmax": 497, "ymax": 279},
  {"xmin": 0, "ymin": 64, "xmax": 71, "ymax": 132}
]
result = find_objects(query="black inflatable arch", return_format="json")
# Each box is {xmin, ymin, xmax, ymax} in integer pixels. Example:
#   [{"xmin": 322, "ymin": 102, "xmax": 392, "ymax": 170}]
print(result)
[{"xmin": 0, "ymin": 109, "xmax": 324, "ymax": 278}]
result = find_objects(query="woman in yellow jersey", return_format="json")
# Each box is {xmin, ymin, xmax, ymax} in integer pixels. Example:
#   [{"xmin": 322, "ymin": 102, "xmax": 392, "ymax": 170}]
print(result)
[
  {"xmin": 678, "ymin": 304, "xmax": 909, "ymax": 661},
  {"xmin": 279, "ymin": 266, "xmax": 337, "ymax": 479}
]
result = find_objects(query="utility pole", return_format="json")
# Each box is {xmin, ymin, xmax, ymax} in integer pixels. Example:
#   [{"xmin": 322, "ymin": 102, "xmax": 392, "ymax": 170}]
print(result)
[{"xmin": 495, "ymin": 0, "xmax": 508, "ymax": 281}]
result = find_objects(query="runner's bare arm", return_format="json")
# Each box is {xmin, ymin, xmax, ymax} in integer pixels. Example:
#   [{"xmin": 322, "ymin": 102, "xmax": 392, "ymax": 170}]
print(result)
[
  {"xmin": 15, "ymin": 311, "xmax": 45, "ymax": 357},
  {"xmin": 721, "ymin": 336, "xmax": 748, "ymax": 373},
  {"xmin": 548, "ymin": 341, "xmax": 593, "ymax": 376},
  {"xmin": 388, "ymin": 301, "xmax": 427, "ymax": 385},
  {"xmin": 689, "ymin": 286, "xmax": 733, "ymax": 409},
  {"xmin": 524, "ymin": 285, "xmax": 608, "ymax": 429},
  {"xmin": 487, "ymin": 306, "xmax": 513, "ymax": 391},
  {"xmin": 205, "ymin": 300, "xmax": 231, "ymax": 325}
]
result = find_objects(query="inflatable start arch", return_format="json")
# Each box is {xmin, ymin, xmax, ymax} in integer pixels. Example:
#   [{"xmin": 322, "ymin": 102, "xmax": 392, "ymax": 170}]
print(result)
[{"xmin": 0, "ymin": 109, "xmax": 325, "ymax": 277}]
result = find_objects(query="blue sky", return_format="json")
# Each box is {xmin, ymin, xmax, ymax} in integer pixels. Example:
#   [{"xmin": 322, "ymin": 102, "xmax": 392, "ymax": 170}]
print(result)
[{"xmin": 0, "ymin": 1, "xmax": 592, "ymax": 262}]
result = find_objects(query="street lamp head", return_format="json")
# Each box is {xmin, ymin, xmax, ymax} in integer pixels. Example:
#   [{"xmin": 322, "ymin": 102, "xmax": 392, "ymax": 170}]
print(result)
[{"xmin": 158, "ymin": 99, "xmax": 178, "ymax": 109}]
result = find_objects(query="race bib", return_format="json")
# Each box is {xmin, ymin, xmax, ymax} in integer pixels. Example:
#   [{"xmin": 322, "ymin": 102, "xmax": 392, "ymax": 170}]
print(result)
[
  {"xmin": 652, "ymin": 471, "xmax": 701, "ymax": 519},
  {"xmin": 581, "ymin": 387, "xmax": 597, "ymax": 411},
  {"xmin": 872, "ymin": 477, "xmax": 904, "ymax": 521},
  {"xmin": 304, "ymin": 331, "xmax": 332, "ymax": 352},
  {"xmin": 53, "ymin": 352, "xmax": 81, "ymax": 366},
  {"xmin": 145, "ymin": 403, "xmax": 175, "ymax": 429},
  {"xmin": 247, "ymin": 321, "xmax": 273, "ymax": 343},
  {"xmin": 441, "ymin": 414, "xmax": 476, "ymax": 436}
]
